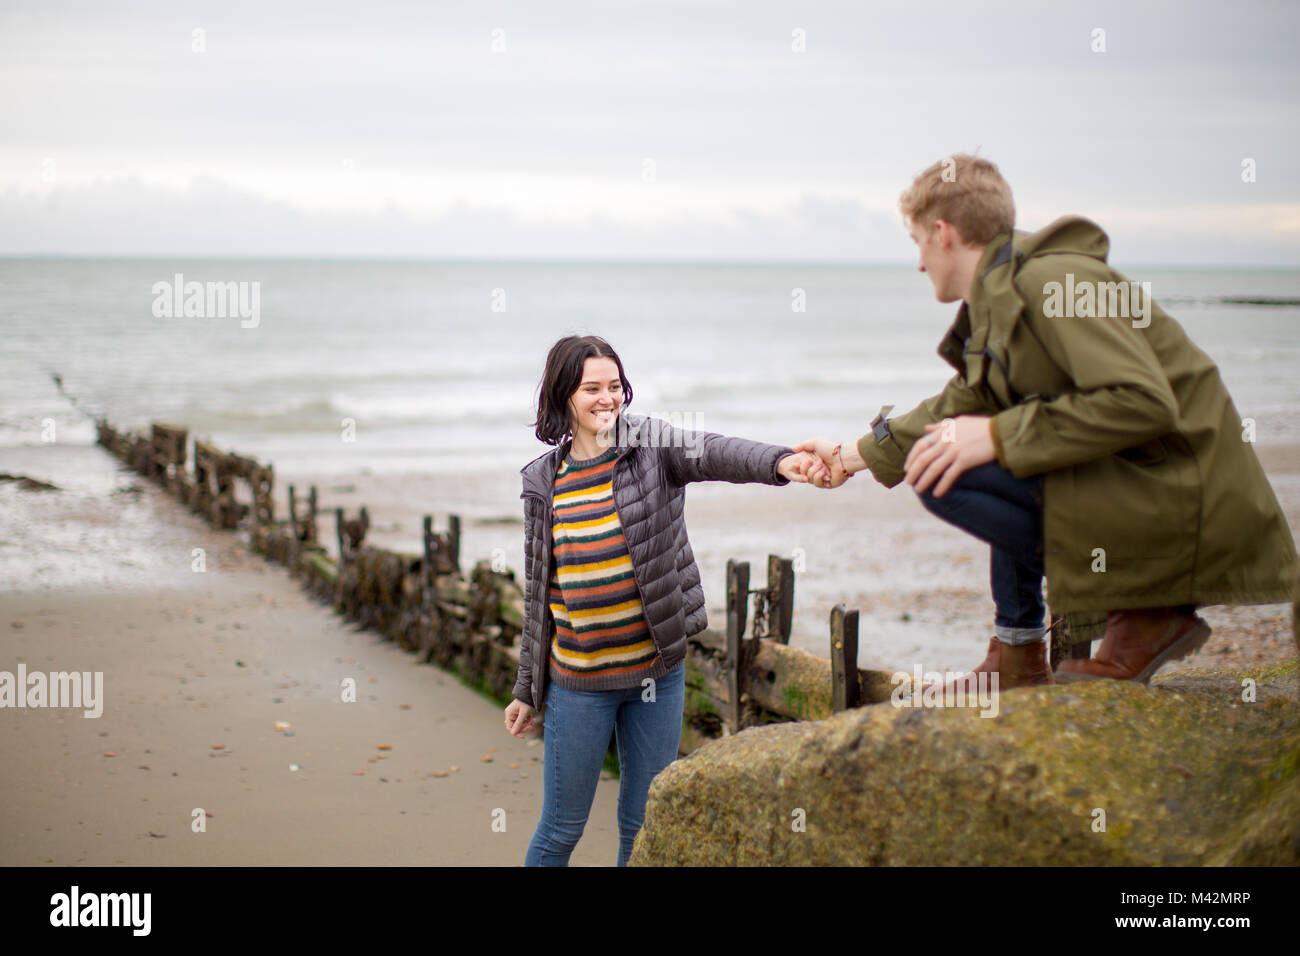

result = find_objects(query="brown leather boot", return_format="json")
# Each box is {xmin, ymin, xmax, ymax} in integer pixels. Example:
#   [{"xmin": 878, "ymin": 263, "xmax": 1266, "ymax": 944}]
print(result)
[
  {"xmin": 930, "ymin": 636, "xmax": 1052, "ymax": 700},
  {"xmin": 999, "ymin": 638, "xmax": 1055, "ymax": 687},
  {"xmin": 1054, "ymin": 608, "xmax": 1211, "ymax": 684},
  {"xmin": 967, "ymin": 636, "xmax": 1002, "ymax": 674}
]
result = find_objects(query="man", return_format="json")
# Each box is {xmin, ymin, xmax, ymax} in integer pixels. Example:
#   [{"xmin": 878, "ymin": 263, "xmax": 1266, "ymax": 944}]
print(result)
[{"xmin": 798, "ymin": 154, "xmax": 1297, "ymax": 690}]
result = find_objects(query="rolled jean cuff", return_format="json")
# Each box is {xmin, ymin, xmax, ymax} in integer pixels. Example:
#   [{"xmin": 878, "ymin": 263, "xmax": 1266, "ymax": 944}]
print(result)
[{"xmin": 994, "ymin": 625, "xmax": 1046, "ymax": 646}]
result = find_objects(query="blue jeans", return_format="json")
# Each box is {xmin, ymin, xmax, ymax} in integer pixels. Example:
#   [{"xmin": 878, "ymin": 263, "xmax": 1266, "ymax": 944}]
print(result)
[
  {"xmin": 914, "ymin": 461, "xmax": 1047, "ymax": 644},
  {"xmin": 524, "ymin": 661, "xmax": 685, "ymax": 867}
]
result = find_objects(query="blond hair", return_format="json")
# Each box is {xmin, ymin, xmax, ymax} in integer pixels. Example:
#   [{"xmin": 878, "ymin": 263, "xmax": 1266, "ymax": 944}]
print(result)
[{"xmin": 899, "ymin": 154, "xmax": 1015, "ymax": 245}]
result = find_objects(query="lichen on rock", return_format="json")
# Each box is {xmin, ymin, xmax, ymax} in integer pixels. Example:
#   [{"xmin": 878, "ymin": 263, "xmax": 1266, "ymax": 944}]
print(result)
[{"xmin": 628, "ymin": 659, "xmax": 1300, "ymax": 866}]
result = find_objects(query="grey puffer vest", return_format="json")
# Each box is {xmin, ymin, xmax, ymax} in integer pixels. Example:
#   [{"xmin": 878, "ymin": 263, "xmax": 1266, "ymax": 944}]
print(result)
[{"xmin": 511, "ymin": 412, "xmax": 796, "ymax": 711}]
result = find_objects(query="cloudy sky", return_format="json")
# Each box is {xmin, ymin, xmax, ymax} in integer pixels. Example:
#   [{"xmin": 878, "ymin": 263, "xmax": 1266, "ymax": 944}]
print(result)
[{"xmin": 1, "ymin": 0, "xmax": 1297, "ymax": 264}]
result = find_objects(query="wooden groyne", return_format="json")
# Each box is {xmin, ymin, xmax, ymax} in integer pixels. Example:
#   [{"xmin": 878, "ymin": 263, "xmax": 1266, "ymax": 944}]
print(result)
[{"xmin": 94, "ymin": 416, "xmax": 1102, "ymax": 757}]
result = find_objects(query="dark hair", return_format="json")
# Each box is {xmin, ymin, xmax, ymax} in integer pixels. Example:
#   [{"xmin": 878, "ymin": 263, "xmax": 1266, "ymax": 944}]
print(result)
[{"xmin": 533, "ymin": 335, "xmax": 633, "ymax": 445}]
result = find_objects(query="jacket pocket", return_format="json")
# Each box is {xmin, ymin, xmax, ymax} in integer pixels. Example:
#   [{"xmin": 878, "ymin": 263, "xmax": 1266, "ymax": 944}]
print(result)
[
  {"xmin": 1065, "ymin": 441, "xmax": 1198, "ymax": 561},
  {"xmin": 1117, "ymin": 438, "xmax": 1168, "ymax": 466}
]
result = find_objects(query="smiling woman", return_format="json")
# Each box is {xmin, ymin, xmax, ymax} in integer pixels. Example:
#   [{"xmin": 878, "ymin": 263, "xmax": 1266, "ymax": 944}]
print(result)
[
  {"xmin": 531, "ymin": 338, "xmax": 634, "ymax": 452},
  {"xmin": 503, "ymin": 333, "xmax": 828, "ymax": 867}
]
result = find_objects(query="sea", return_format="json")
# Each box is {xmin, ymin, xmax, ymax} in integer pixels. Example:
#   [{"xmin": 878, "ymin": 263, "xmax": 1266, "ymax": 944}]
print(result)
[{"xmin": 3, "ymin": 258, "xmax": 1298, "ymax": 468}]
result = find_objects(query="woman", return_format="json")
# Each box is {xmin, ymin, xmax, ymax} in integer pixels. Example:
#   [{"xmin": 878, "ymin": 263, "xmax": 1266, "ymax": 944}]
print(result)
[{"xmin": 504, "ymin": 334, "xmax": 828, "ymax": 866}]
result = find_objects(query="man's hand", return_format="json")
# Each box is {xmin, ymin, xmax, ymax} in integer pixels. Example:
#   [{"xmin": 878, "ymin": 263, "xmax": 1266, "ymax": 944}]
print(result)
[
  {"xmin": 790, "ymin": 438, "xmax": 858, "ymax": 489},
  {"xmin": 778, "ymin": 451, "xmax": 831, "ymax": 486},
  {"xmin": 903, "ymin": 415, "xmax": 996, "ymax": 497}
]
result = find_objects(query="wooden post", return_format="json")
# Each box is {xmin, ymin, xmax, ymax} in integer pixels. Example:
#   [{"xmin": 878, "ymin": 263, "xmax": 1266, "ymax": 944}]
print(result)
[
  {"xmin": 335, "ymin": 507, "xmax": 346, "ymax": 564},
  {"xmin": 724, "ymin": 558, "xmax": 750, "ymax": 734},
  {"xmin": 448, "ymin": 514, "xmax": 461, "ymax": 573},
  {"xmin": 214, "ymin": 458, "xmax": 238, "ymax": 528},
  {"xmin": 192, "ymin": 439, "xmax": 211, "ymax": 517},
  {"xmin": 306, "ymin": 486, "xmax": 318, "ymax": 544},
  {"xmin": 245, "ymin": 463, "xmax": 272, "ymax": 531},
  {"xmin": 288, "ymin": 484, "xmax": 299, "ymax": 540},
  {"xmin": 422, "ymin": 515, "xmax": 435, "ymax": 588},
  {"xmin": 421, "ymin": 514, "xmax": 462, "ymax": 576},
  {"xmin": 767, "ymin": 554, "xmax": 794, "ymax": 645},
  {"xmin": 830, "ymin": 603, "xmax": 861, "ymax": 713},
  {"xmin": 150, "ymin": 423, "xmax": 187, "ymax": 489},
  {"xmin": 468, "ymin": 559, "xmax": 498, "ymax": 633},
  {"xmin": 255, "ymin": 463, "xmax": 274, "ymax": 527},
  {"xmin": 417, "ymin": 515, "xmax": 440, "ymax": 664},
  {"xmin": 1048, "ymin": 611, "xmax": 1100, "ymax": 670}
]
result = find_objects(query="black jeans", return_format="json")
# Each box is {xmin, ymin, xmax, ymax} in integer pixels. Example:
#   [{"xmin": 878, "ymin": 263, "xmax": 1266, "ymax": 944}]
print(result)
[{"xmin": 914, "ymin": 461, "xmax": 1047, "ymax": 644}]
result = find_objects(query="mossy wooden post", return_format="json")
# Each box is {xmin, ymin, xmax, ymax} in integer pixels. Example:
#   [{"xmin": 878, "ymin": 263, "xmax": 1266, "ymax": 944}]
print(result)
[
  {"xmin": 305, "ymin": 485, "xmax": 319, "ymax": 545},
  {"xmin": 151, "ymin": 423, "xmax": 187, "ymax": 492},
  {"xmin": 250, "ymin": 463, "xmax": 274, "ymax": 531},
  {"xmin": 724, "ymin": 558, "xmax": 750, "ymax": 734},
  {"xmin": 423, "ymin": 514, "xmax": 459, "ymax": 575},
  {"xmin": 147, "ymin": 423, "xmax": 166, "ymax": 481},
  {"xmin": 214, "ymin": 456, "xmax": 239, "ymax": 529},
  {"xmin": 421, "ymin": 515, "xmax": 435, "ymax": 579},
  {"xmin": 1048, "ymin": 609, "xmax": 1103, "ymax": 670},
  {"xmin": 448, "ymin": 514, "xmax": 461, "ymax": 573},
  {"xmin": 334, "ymin": 507, "xmax": 346, "ymax": 566},
  {"xmin": 468, "ymin": 559, "xmax": 497, "ymax": 634},
  {"xmin": 830, "ymin": 603, "xmax": 861, "ymax": 713},
  {"xmin": 419, "ymin": 515, "xmax": 438, "ymax": 661},
  {"xmin": 288, "ymin": 484, "xmax": 300, "ymax": 540},
  {"xmin": 766, "ymin": 554, "xmax": 794, "ymax": 645},
  {"xmin": 127, "ymin": 432, "xmax": 149, "ymax": 474},
  {"xmin": 192, "ymin": 439, "xmax": 213, "ymax": 519}
]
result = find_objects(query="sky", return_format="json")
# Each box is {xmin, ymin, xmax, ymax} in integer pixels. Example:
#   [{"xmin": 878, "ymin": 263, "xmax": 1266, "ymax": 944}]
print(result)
[{"xmin": 1, "ymin": 0, "xmax": 1298, "ymax": 264}]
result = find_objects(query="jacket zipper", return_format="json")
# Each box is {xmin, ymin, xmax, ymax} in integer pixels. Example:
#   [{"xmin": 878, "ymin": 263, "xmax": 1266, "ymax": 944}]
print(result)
[{"xmin": 607, "ymin": 450, "xmax": 663, "ymax": 657}]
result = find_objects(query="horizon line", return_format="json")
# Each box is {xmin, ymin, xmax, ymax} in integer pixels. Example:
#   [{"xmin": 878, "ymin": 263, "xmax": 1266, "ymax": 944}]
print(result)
[{"xmin": 0, "ymin": 253, "xmax": 1296, "ymax": 272}]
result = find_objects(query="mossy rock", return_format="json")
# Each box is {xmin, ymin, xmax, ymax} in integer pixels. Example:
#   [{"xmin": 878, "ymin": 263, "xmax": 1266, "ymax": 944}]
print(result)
[{"xmin": 629, "ymin": 659, "xmax": 1300, "ymax": 866}]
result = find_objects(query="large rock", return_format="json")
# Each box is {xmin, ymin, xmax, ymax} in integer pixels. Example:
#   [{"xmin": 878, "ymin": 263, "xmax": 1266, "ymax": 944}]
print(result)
[{"xmin": 629, "ymin": 659, "xmax": 1300, "ymax": 866}]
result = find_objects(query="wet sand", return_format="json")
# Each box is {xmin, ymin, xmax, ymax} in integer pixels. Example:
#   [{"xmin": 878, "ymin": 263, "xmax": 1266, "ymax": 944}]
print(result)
[{"xmin": 0, "ymin": 445, "xmax": 621, "ymax": 866}]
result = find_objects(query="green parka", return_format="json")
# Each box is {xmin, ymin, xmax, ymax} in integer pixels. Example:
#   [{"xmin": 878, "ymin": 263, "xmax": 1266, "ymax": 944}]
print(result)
[{"xmin": 856, "ymin": 215, "xmax": 1297, "ymax": 614}]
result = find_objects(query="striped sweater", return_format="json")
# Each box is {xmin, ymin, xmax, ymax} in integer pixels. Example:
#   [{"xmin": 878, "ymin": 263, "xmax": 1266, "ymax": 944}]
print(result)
[{"xmin": 547, "ymin": 446, "xmax": 672, "ymax": 692}]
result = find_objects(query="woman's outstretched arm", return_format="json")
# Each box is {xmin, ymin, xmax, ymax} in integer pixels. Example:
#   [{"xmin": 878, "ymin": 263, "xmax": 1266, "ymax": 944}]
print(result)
[{"xmin": 656, "ymin": 418, "xmax": 824, "ymax": 487}]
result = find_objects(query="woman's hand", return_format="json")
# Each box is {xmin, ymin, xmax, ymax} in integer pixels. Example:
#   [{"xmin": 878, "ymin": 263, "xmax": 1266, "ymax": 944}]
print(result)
[
  {"xmin": 778, "ymin": 451, "xmax": 830, "ymax": 486},
  {"xmin": 504, "ymin": 699, "xmax": 537, "ymax": 738},
  {"xmin": 790, "ymin": 438, "xmax": 856, "ymax": 488}
]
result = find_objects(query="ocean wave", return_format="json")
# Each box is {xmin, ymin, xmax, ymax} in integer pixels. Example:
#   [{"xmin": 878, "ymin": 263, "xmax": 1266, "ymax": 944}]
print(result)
[
  {"xmin": 184, "ymin": 388, "xmax": 537, "ymax": 431},
  {"xmin": 640, "ymin": 365, "xmax": 947, "ymax": 402}
]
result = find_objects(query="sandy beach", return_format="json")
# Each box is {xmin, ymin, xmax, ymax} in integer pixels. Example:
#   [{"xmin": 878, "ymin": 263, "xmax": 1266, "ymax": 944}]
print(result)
[
  {"xmin": 1, "ymin": 436, "xmax": 1296, "ymax": 867},
  {"xmin": 0, "ymin": 444, "xmax": 622, "ymax": 866}
]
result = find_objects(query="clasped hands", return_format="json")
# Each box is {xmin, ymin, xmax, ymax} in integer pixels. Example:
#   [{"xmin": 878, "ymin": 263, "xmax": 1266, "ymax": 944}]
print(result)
[{"xmin": 781, "ymin": 415, "xmax": 996, "ymax": 496}]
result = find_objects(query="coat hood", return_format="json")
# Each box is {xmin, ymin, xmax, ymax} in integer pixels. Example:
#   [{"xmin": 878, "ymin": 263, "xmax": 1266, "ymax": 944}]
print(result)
[
  {"xmin": 1010, "ymin": 214, "xmax": 1111, "ymax": 265},
  {"xmin": 937, "ymin": 215, "xmax": 1117, "ymax": 374},
  {"xmin": 975, "ymin": 215, "xmax": 1114, "ymax": 302}
]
